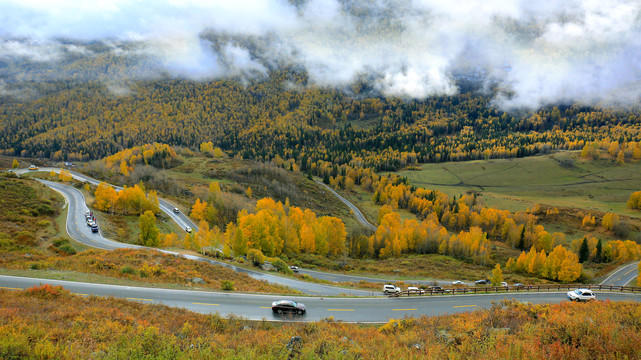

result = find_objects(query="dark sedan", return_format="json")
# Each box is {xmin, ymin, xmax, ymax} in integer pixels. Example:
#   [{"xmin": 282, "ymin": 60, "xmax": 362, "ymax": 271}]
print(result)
[{"xmin": 272, "ymin": 300, "xmax": 306, "ymax": 315}]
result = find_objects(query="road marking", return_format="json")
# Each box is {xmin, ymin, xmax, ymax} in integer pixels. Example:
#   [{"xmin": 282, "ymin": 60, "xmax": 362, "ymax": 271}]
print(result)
[
  {"xmin": 624, "ymin": 269, "xmax": 635, "ymax": 276},
  {"xmin": 260, "ymin": 306, "xmax": 271, "ymax": 309},
  {"xmin": 192, "ymin": 302, "xmax": 219, "ymax": 306},
  {"xmin": 308, "ymin": 290, "xmax": 321, "ymax": 293},
  {"xmin": 453, "ymin": 305, "xmax": 477, "ymax": 308},
  {"xmin": 327, "ymin": 309, "xmax": 354, "ymax": 311},
  {"xmin": 393, "ymin": 308, "xmax": 417, "ymax": 311},
  {"xmin": 72, "ymin": 293, "xmax": 88, "ymax": 296},
  {"xmin": 126, "ymin": 297, "xmax": 152, "ymax": 302},
  {"xmin": 0, "ymin": 286, "xmax": 22, "ymax": 290}
]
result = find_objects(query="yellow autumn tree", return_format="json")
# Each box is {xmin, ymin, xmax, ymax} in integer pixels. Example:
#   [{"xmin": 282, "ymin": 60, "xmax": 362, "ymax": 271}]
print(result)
[
  {"xmin": 94, "ymin": 182, "xmax": 118, "ymax": 213},
  {"xmin": 601, "ymin": 212, "xmax": 620, "ymax": 231},
  {"xmin": 191, "ymin": 199, "xmax": 208, "ymax": 222},
  {"xmin": 490, "ymin": 264, "xmax": 504, "ymax": 286},
  {"xmin": 627, "ymin": 191, "xmax": 641, "ymax": 210}
]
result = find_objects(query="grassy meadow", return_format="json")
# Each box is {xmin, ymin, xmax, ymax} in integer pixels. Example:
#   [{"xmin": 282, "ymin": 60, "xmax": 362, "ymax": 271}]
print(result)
[{"xmin": 395, "ymin": 151, "xmax": 640, "ymax": 216}]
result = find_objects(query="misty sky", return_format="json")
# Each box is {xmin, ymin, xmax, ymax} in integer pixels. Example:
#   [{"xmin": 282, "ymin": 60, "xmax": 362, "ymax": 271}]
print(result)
[{"xmin": 1, "ymin": 0, "xmax": 641, "ymax": 109}]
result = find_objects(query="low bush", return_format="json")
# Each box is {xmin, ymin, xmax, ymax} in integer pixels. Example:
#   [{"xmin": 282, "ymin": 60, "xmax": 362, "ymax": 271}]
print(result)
[
  {"xmin": 221, "ymin": 280, "xmax": 234, "ymax": 291},
  {"xmin": 121, "ymin": 265, "xmax": 135, "ymax": 275}
]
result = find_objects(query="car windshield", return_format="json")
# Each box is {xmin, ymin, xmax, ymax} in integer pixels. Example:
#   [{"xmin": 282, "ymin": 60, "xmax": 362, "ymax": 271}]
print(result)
[
  {"xmin": 574, "ymin": 289, "xmax": 582, "ymax": 295},
  {"xmin": 278, "ymin": 300, "xmax": 295, "ymax": 307}
]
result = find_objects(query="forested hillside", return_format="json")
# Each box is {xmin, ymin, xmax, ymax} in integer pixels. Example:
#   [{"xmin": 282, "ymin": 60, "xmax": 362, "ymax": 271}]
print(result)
[{"xmin": 1, "ymin": 70, "xmax": 641, "ymax": 172}]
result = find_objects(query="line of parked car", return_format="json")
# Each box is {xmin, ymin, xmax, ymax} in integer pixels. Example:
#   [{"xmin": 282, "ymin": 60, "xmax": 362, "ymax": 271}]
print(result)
[{"xmin": 85, "ymin": 210, "xmax": 99, "ymax": 233}]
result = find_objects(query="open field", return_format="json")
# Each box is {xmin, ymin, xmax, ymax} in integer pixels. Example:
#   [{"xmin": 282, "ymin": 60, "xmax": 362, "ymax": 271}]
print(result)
[{"xmin": 395, "ymin": 151, "xmax": 641, "ymax": 217}]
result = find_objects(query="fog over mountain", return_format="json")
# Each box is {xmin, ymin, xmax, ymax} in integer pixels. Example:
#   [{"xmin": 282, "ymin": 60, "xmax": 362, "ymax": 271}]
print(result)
[{"xmin": 1, "ymin": 0, "xmax": 641, "ymax": 109}]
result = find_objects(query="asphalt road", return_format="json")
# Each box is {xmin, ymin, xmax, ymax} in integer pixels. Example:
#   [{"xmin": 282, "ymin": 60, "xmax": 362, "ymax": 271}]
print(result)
[
  {"xmin": 2, "ymin": 275, "xmax": 640, "ymax": 322},
  {"xmin": 16, "ymin": 167, "xmax": 198, "ymax": 233},
  {"xmin": 316, "ymin": 180, "xmax": 377, "ymax": 231},
  {"xmin": 600, "ymin": 261, "xmax": 639, "ymax": 286}
]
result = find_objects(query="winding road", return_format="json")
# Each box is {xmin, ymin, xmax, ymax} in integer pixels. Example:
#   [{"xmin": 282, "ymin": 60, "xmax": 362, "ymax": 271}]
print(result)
[
  {"xmin": 2, "ymin": 167, "xmax": 638, "ymax": 322},
  {"xmin": 316, "ymin": 180, "xmax": 377, "ymax": 231}
]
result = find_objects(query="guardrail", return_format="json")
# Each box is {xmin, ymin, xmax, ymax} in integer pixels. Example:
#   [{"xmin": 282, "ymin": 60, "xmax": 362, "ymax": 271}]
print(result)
[{"xmin": 389, "ymin": 284, "xmax": 641, "ymax": 297}]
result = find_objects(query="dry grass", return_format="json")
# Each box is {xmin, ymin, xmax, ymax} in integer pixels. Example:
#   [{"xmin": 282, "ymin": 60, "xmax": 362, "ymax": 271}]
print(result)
[{"xmin": 1, "ymin": 286, "xmax": 640, "ymax": 359}]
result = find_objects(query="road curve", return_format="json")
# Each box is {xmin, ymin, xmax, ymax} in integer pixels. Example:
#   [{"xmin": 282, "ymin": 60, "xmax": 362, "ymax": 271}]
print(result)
[
  {"xmin": 315, "ymin": 180, "xmax": 377, "ymax": 231},
  {"xmin": 600, "ymin": 262, "xmax": 639, "ymax": 286},
  {"xmin": 16, "ymin": 167, "xmax": 198, "ymax": 233},
  {"xmin": 38, "ymin": 179, "xmax": 373, "ymax": 296},
  {"xmin": 2, "ymin": 275, "xmax": 640, "ymax": 322}
]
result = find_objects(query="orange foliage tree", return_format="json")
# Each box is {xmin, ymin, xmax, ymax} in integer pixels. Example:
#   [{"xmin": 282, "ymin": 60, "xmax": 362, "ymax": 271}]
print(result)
[
  {"xmin": 223, "ymin": 197, "xmax": 346, "ymax": 257},
  {"xmin": 93, "ymin": 182, "xmax": 159, "ymax": 215}
]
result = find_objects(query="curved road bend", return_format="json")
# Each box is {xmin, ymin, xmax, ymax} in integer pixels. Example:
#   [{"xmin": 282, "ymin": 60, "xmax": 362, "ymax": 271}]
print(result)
[
  {"xmin": 2, "ymin": 275, "xmax": 641, "ymax": 322},
  {"xmin": 600, "ymin": 262, "xmax": 639, "ymax": 287},
  {"xmin": 315, "ymin": 180, "xmax": 377, "ymax": 231},
  {"xmin": 17, "ymin": 167, "xmax": 198, "ymax": 233},
  {"xmin": 40, "ymin": 179, "xmax": 373, "ymax": 297}
]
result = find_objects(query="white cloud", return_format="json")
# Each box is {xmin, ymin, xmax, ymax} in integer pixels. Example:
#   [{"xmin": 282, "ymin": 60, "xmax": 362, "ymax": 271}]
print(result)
[{"xmin": 1, "ymin": 0, "xmax": 641, "ymax": 108}]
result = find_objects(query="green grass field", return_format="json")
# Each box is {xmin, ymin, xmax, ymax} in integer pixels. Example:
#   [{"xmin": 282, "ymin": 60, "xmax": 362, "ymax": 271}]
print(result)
[{"xmin": 395, "ymin": 151, "xmax": 641, "ymax": 217}]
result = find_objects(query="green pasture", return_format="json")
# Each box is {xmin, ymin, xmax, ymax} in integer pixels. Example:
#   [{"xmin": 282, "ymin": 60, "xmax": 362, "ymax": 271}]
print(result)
[{"xmin": 395, "ymin": 151, "xmax": 641, "ymax": 217}]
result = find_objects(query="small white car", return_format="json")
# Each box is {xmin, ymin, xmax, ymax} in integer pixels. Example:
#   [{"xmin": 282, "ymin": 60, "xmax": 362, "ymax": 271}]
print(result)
[
  {"xmin": 28, "ymin": 165, "xmax": 39, "ymax": 170},
  {"xmin": 173, "ymin": 207, "xmax": 180, "ymax": 213},
  {"xmin": 289, "ymin": 265, "xmax": 299, "ymax": 273},
  {"xmin": 452, "ymin": 280, "xmax": 464, "ymax": 285},
  {"xmin": 567, "ymin": 289, "xmax": 596, "ymax": 302},
  {"xmin": 500, "ymin": 282, "xmax": 508, "ymax": 287},
  {"xmin": 407, "ymin": 286, "xmax": 424, "ymax": 294},
  {"xmin": 383, "ymin": 284, "xmax": 401, "ymax": 294},
  {"xmin": 185, "ymin": 226, "xmax": 192, "ymax": 233}
]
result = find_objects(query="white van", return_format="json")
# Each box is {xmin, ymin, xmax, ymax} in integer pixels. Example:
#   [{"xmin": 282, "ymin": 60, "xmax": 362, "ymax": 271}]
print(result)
[{"xmin": 383, "ymin": 284, "xmax": 401, "ymax": 294}]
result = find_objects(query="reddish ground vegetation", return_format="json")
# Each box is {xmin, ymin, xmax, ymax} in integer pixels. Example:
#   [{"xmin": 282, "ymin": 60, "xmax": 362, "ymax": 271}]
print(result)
[
  {"xmin": 1, "ymin": 285, "xmax": 640, "ymax": 359},
  {"xmin": 0, "ymin": 248, "xmax": 294, "ymax": 294}
]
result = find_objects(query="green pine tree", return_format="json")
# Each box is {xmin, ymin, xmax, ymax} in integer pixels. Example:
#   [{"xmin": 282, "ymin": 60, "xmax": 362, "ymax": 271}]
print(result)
[{"xmin": 579, "ymin": 237, "xmax": 589, "ymax": 263}]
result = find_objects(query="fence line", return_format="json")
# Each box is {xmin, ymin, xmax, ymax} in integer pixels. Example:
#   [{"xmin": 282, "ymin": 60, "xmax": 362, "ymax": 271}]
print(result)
[{"xmin": 390, "ymin": 284, "xmax": 641, "ymax": 297}]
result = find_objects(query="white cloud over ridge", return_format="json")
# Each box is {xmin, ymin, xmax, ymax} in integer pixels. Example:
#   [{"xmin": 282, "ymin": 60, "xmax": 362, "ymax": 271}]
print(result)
[{"xmin": 1, "ymin": 0, "xmax": 641, "ymax": 109}]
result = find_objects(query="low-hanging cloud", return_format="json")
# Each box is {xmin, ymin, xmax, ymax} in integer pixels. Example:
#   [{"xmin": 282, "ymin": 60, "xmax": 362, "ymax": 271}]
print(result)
[{"xmin": 1, "ymin": 0, "xmax": 641, "ymax": 109}]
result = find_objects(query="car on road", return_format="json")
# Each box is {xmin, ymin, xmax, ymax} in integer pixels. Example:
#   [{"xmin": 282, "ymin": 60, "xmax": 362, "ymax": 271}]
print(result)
[
  {"xmin": 28, "ymin": 165, "xmax": 39, "ymax": 170},
  {"xmin": 567, "ymin": 289, "xmax": 596, "ymax": 302},
  {"xmin": 289, "ymin": 265, "xmax": 299, "ymax": 272},
  {"xmin": 383, "ymin": 284, "xmax": 401, "ymax": 294},
  {"xmin": 185, "ymin": 226, "xmax": 192, "ymax": 233},
  {"xmin": 451, "ymin": 280, "xmax": 464, "ymax": 285},
  {"xmin": 173, "ymin": 207, "xmax": 180, "ymax": 213},
  {"xmin": 429, "ymin": 286, "xmax": 445, "ymax": 292},
  {"xmin": 407, "ymin": 286, "xmax": 424, "ymax": 294},
  {"xmin": 91, "ymin": 224, "xmax": 99, "ymax": 233},
  {"xmin": 272, "ymin": 300, "xmax": 306, "ymax": 315},
  {"xmin": 86, "ymin": 219, "xmax": 95, "ymax": 227},
  {"xmin": 513, "ymin": 283, "xmax": 525, "ymax": 288},
  {"xmin": 500, "ymin": 282, "xmax": 508, "ymax": 287},
  {"xmin": 475, "ymin": 279, "xmax": 490, "ymax": 285}
]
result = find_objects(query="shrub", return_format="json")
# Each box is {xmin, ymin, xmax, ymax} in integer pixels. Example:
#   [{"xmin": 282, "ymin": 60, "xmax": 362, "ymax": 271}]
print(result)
[
  {"xmin": 58, "ymin": 244, "xmax": 76, "ymax": 255},
  {"xmin": 221, "ymin": 280, "xmax": 234, "ymax": 291},
  {"xmin": 52, "ymin": 238, "xmax": 69, "ymax": 247},
  {"xmin": 24, "ymin": 284, "xmax": 69, "ymax": 299},
  {"xmin": 246, "ymin": 249, "xmax": 265, "ymax": 266},
  {"xmin": 270, "ymin": 258, "xmax": 293, "ymax": 275},
  {"xmin": 37, "ymin": 220, "xmax": 51, "ymax": 227},
  {"xmin": 121, "ymin": 266, "xmax": 136, "ymax": 275}
]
